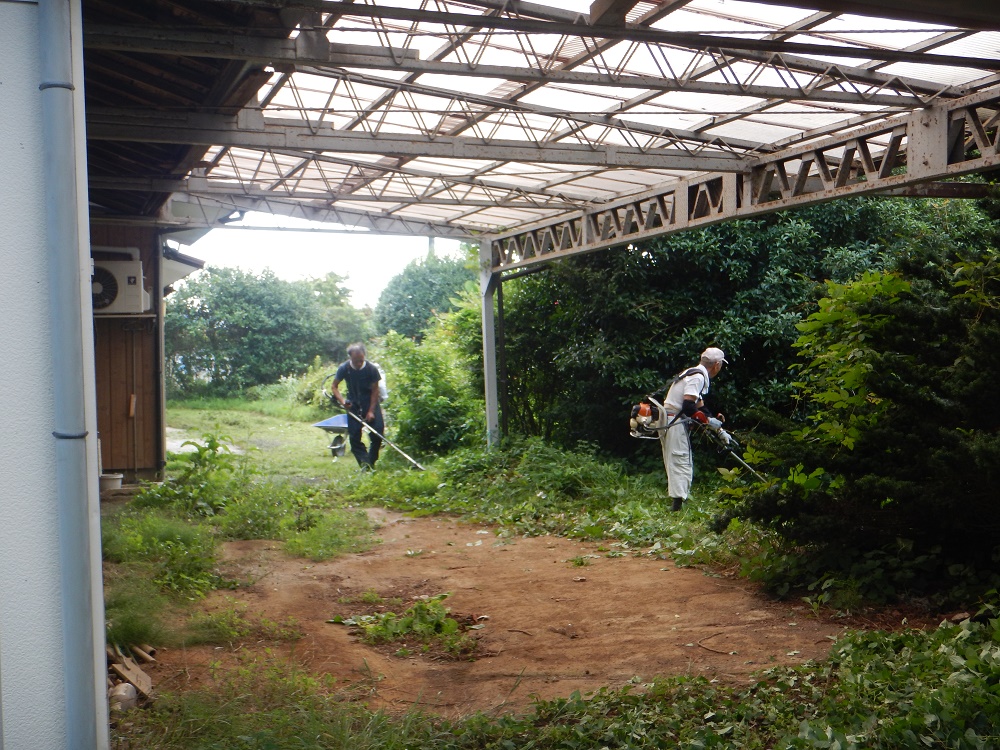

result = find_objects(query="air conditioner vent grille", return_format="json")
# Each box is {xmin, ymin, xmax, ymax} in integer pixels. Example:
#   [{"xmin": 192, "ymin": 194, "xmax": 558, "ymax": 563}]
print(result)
[
  {"xmin": 91, "ymin": 261, "xmax": 150, "ymax": 314},
  {"xmin": 92, "ymin": 266, "xmax": 119, "ymax": 310}
]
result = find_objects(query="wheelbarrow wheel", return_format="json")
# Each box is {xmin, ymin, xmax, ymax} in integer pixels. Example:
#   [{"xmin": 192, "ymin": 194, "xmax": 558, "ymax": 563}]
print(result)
[{"xmin": 329, "ymin": 433, "xmax": 347, "ymax": 458}]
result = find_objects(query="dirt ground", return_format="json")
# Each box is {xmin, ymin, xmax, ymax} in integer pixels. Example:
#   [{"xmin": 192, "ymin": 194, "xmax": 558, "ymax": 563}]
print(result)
[{"xmin": 146, "ymin": 509, "xmax": 929, "ymax": 717}]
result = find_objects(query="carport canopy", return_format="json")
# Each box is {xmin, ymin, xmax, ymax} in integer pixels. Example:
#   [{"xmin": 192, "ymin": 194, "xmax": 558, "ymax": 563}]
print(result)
[{"xmin": 85, "ymin": 0, "xmax": 1000, "ymax": 262}]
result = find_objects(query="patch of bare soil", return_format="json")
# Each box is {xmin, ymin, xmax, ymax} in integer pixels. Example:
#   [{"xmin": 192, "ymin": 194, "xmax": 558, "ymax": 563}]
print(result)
[{"xmin": 147, "ymin": 510, "xmax": 928, "ymax": 717}]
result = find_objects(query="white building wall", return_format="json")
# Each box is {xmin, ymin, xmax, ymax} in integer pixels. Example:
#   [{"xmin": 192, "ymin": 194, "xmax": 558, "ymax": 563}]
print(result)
[{"xmin": 0, "ymin": 0, "xmax": 107, "ymax": 747}]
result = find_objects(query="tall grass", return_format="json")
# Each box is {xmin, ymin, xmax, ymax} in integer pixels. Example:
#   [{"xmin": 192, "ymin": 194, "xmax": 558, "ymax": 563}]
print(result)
[
  {"xmin": 284, "ymin": 507, "xmax": 377, "ymax": 560},
  {"xmin": 104, "ymin": 573, "xmax": 170, "ymax": 652},
  {"xmin": 102, "ymin": 509, "xmax": 220, "ymax": 596}
]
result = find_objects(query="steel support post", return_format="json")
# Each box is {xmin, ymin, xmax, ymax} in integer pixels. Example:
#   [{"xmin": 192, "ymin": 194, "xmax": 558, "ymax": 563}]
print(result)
[{"xmin": 479, "ymin": 241, "xmax": 501, "ymax": 446}]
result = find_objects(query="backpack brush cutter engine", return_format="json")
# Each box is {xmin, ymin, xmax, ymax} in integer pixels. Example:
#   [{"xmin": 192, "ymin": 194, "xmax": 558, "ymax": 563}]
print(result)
[
  {"xmin": 629, "ymin": 400, "xmax": 662, "ymax": 440},
  {"xmin": 629, "ymin": 395, "xmax": 766, "ymax": 482}
]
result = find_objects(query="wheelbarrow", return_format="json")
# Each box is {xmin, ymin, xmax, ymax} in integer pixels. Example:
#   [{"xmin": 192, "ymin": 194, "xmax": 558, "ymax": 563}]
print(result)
[{"xmin": 312, "ymin": 413, "xmax": 350, "ymax": 458}]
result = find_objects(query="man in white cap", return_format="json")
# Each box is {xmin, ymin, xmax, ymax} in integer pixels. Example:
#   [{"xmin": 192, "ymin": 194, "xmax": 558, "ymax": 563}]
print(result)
[{"xmin": 659, "ymin": 347, "xmax": 728, "ymax": 511}]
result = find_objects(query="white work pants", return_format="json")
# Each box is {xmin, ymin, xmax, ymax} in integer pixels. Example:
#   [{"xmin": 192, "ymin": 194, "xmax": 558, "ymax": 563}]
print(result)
[{"xmin": 659, "ymin": 418, "xmax": 693, "ymax": 499}]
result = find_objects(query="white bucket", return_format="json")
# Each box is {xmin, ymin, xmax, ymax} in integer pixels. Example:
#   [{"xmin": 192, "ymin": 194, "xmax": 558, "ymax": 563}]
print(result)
[{"xmin": 99, "ymin": 473, "xmax": 124, "ymax": 492}]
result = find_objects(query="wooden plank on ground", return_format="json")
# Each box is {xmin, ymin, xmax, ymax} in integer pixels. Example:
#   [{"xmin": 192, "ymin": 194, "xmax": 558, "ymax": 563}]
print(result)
[{"xmin": 110, "ymin": 657, "xmax": 152, "ymax": 698}]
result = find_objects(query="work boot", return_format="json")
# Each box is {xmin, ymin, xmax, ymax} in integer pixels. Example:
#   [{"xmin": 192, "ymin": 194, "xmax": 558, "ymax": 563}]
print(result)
[{"xmin": 671, "ymin": 497, "xmax": 683, "ymax": 512}]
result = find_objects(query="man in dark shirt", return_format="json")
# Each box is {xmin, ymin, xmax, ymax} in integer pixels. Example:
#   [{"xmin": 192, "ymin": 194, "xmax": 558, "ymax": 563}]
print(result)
[{"xmin": 330, "ymin": 343, "xmax": 384, "ymax": 470}]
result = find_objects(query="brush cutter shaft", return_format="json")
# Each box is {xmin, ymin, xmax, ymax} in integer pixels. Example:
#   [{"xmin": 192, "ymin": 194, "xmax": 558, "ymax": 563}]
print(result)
[
  {"xmin": 341, "ymin": 406, "xmax": 426, "ymax": 471},
  {"xmin": 647, "ymin": 396, "xmax": 766, "ymax": 481}
]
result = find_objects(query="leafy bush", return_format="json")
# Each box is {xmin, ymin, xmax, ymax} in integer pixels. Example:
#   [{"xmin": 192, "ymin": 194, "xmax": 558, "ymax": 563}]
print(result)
[
  {"xmin": 728, "ymin": 240, "xmax": 1000, "ymax": 603},
  {"xmin": 134, "ymin": 433, "xmax": 239, "ymax": 517},
  {"xmin": 379, "ymin": 328, "xmax": 484, "ymax": 454}
]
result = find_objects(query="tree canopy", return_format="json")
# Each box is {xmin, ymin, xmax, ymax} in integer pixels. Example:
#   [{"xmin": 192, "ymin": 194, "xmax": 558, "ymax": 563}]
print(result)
[
  {"xmin": 373, "ymin": 250, "xmax": 475, "ymax": 340},
  {"xmin": 165, "ymin": 268, "xmax": 367, "ymax": 397}
]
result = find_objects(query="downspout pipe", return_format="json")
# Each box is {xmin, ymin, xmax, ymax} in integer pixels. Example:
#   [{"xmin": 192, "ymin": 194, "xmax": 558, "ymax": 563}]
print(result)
[{"xmin": 39, "ymin": 0, "xmax": 103, "ymax": 746}]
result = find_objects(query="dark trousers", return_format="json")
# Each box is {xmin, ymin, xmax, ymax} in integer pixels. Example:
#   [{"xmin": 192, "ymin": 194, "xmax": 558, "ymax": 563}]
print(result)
[{"xmin": 347, "ymin": 404, "xmax": 383, "ymax": 468}]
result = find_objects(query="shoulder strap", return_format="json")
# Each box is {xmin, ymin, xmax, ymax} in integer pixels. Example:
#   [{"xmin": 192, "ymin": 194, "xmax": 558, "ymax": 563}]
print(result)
[
  {"xmin": 673, "ymin": 367, "xmax": 703, "ymax": 383},
  {"xmin": 674, "ymin": 367, "xmax": 708, "ymax": 397},
  {"xmin": 655, "ymin": 367, "xmax": 706, "ymax": 398}
]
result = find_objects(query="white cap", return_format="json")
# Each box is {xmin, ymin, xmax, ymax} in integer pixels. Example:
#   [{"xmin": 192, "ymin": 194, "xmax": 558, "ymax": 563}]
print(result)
[{"xmin": 701, "ymin": 347, "xmax": 728, "ymax": 365}]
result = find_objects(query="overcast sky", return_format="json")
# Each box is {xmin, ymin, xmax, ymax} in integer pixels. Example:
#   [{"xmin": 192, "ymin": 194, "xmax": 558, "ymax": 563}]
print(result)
[{"xmin": 177, "ymin": 213, "xmax": 465, "ymax": 309}]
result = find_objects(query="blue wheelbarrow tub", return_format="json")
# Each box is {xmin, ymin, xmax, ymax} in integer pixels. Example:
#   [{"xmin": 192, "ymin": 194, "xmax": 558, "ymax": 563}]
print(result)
[
  {"xmin": 314, "ymin": 413, "xmax": 350, "ymax": 457},
  {"xmin": 313, "ymin": 414, "xmax": 349, "ymax": 432}
]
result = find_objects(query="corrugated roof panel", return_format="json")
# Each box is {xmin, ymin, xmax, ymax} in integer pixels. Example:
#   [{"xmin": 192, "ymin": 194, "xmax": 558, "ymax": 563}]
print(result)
[{"xmin": 85, "ymin": 0, "xmax": 1000, "ymax": 236}]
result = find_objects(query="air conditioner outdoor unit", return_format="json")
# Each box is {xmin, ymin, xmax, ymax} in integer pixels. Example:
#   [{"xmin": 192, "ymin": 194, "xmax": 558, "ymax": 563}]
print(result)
[{"xmin": 92, "ymin": 261, "xmax": 151, "ymax": 314}]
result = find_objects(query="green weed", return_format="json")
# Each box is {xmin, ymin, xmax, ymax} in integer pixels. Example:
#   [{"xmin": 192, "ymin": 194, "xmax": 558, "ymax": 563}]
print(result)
[
  {"xmin": 134, "ymin": 432, "xmax": 240, "ymax": 517},
  {"xmin": 102, "ymin": 509, "xmax": 220, "ymax": 597},
  {"xmin": 283, "ymin": 507, "xmax": 377, "ymax": 561},
  {"xmin": 185, "ymin": 599, "xmax": 302, "ymax": 646},
  {"xmin": 104, "ymin": 573, "xmax": 170, "ymax": 653},
  {"xmin": 330, "ymin": 594, "xmax": 476, "ymax": 658},
  {"xmin": 213, "ymin": 480, "xmax": 327, "ymax": 541}
]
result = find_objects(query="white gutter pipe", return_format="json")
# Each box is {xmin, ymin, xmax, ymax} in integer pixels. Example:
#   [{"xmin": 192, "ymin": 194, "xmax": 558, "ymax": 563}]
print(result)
[{"xmin": 39, "ymin": 0, "xmax": 104, "ymax": 746}]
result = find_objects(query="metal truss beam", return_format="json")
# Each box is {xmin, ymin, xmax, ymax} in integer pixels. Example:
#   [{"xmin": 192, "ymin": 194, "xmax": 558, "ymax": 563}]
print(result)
[
  {"xmin": 755, "ymin": 0, "xmax": 1000, "ymax": 31},
  {"xmin": 350, "ymin": 0, "xmax": 692, "ymax": 221},
  {"xmin": 84, "ymin": 25, "xmax": 967, "ymax": 107},
  {"xmin": 165, "ymin": 193, "xmax": 474, "ymax": 238},
  {"xmin": 305, "ymin": 2, "xmax": 1000, "ymax": 70},
  {"xmin": 86, "ymin": 108, "xmax": 751, "ymax": 171},
  {"xmin": 88, "ymin": 175, "xmax": 585, "ymax": 209},
  {"xmin": 425, "ymin": 0, "xmax": 593, "ymax": 24},
  {"xmin": 487, "ymin": 84, "xmax": 1000, "ymax": 273},
  {"xmin": 590, "ymin": 0, "xmax": 645, "ymax": 26}
]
